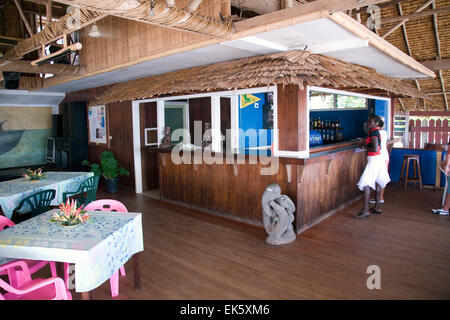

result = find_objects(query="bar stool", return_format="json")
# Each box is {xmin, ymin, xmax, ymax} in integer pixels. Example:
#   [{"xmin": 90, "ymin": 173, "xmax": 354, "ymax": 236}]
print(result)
[{"xmin": 399, "ymin": 154, "xmax": 423, "ymax": 190}]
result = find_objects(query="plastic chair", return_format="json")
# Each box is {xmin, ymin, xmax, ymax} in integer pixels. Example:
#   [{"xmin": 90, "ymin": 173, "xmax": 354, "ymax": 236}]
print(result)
[
  {"xmin": 62, "ymin": 175, "xmax": 100, "ymax": 207},
  {"xmin": 0, "ymin": 216, "xmax": 57, "ymax": 287},
  {"xmin": 14, "ymin": 189, "xmax": 56, "ymax": 218},
  {"xmin": 66, "ymin": 199, "xmax": 128, "ymax": 297},
  {"xmin": 0, "ymin": 260, "xmax": 71, "ymax": 300}
]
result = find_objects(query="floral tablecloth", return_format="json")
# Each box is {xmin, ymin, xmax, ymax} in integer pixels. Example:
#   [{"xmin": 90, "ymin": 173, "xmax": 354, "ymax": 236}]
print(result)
[
  {"xmin": 0, "ymin": 171, "xmax": 94, "ymax": 219},
  {"xmin": 0, "ymin": 209, "xmax": 144, "ymax": 292}
]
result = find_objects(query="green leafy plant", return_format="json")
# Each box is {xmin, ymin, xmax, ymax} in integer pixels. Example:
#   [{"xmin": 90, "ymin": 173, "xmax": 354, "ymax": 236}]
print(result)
[{"xmin": 82, "ymin": 151, "xmax": 130, "ymax": 180}]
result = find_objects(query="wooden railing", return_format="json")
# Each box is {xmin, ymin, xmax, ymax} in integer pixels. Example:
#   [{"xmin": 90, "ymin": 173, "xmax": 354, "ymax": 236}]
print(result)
[{"xmin": 395, "ymin": 111, "xmax": 450, "ymax": 149}]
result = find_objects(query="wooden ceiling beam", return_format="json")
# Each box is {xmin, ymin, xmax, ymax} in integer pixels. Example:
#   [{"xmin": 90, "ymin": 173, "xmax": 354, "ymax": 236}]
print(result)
[
  {"xmin": 382, "ymin": 0, "xmax": 434, "ymax": 39},
  {"xmin": 396, "ymin": 2, "xmax": 426, "ymax": 110},
  {"xmin": 0, "ymin": 57, "xmax": 84, "ymax": 75},
  {"xmin": 14, "ymin": 0, "xmax": 35, "ymax": 36},
  {"xmin": 353, "ymin": 0, "xmax": 409, "ymax": 14},
  {"xmin": 51, "ymin": 0, "xmax": 233, "ymax": 39},
  {"xmin": 431, "ymin": 0, "xmax": 448, "ymax": 111},
  {"xmin": 4, "ymin": 9, "xmax": 105, "ymax": 59},
  {"xmin": 381, "ymin": 6, "xmax": 450, "ymax": 25},
  {"xmin": 421, "ymin": 59, "xmax": 450, "ymax": 70},
  {"xmin": 46, "ymin": 0, "xmax": 52, "ymax": 25}
]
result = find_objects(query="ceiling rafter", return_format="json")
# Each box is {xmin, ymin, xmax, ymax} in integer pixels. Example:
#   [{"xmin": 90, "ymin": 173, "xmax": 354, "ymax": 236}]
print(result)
[
  {"xmin": 13, "ymin": 0, "xmax": 35, "ymax": 36},
  {"xmin": 382, "ymin": 0, "xmax": 434, "ymax": 39},
  {"xmin": 431, "ymin": 1, "xmax": 448, "ymax": 111},
  {"xmin": 397, "ymin": 1, "xmax": 426, "ymax": 110}
]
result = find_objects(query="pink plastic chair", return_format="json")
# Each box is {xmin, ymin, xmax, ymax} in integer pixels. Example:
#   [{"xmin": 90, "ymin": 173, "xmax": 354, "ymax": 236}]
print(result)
[
  {"xmin": 0, "ymin": 260, "xmax": 71, "ymax": 300},
  {"xmin": 64, "ymin": 199, "xmax": 128, "ymax": 297},
  {"xmin": 0, "ymin": 216, "xmax": 57, "ymax": 287}
]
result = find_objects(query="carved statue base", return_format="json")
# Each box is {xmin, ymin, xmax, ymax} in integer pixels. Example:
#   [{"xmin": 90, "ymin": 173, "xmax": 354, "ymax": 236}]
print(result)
[{"xmin": 262, "ymin": 183, "xmax": 297, "ymax": 246}]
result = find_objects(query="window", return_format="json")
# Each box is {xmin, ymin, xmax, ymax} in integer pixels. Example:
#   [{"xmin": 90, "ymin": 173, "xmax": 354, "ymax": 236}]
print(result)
[
  {"xmin": 164, "ymin": 101, "xmax": 189, "ymax": 145},
  {"xmin": 336, "ymin": 95, "xmax": 367, "ymax": 109},
  {"xmin": 309, "ymin": 92, "xmax": 335, "ymax": 110},
  {"xmin": 309, "ymin": 90, "xmax": 367, "ymax": 110}
]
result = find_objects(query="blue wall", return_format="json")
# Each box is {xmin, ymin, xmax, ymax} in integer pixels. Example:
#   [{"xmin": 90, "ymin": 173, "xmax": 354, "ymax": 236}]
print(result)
[
  {"xmin": 389, "ymin": 148, "xmax": 446, "ymax": 187},
  {"xmin": 374, "ymin": 100, "xmax": 389, "ymax": 132},
  {"xmin": 239, "ymin": 92, "xmax": 272, "ymax": 155},
  {"xmin": 310, "ymin": 109, "xmax": 370, "ymax": 140}
]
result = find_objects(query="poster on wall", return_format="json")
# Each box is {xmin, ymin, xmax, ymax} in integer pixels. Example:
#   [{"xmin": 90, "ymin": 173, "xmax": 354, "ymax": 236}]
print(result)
[
  {"xmin": 0, "ymin": 106, "xmax": 52, "ymax": 169},
  {"xmin": 88, "ymin": 105, "xmax": 107, "ymax": 144}
]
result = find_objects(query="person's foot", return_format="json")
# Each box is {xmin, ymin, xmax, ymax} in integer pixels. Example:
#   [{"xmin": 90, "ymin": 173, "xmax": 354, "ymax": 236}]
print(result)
[
  {"xmin": 432, "ymin": 208, "xmax": 449, "ymax": 216},
  {"xmin": 356, "ymin": 211, "xmax": 370, "ymax": 218},
  {"xmin": 370, "ymin": 207, "xmax": 382, "ymax": 214},
  {"xmin": 369, "ymin": 199, "xmax": 384, "ymax": 204}
]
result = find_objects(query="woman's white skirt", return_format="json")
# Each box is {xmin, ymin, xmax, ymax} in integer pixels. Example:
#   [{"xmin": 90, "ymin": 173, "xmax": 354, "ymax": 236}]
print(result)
[{"xmin": 357, "ymin": 155, "xmax": 391, "ymax": 191}]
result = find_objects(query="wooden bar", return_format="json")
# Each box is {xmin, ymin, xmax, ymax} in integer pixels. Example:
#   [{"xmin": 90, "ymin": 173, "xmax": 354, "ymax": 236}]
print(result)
[{"xmin": 159, "ymin": 141, "xmax": 368, "ymax": 235}]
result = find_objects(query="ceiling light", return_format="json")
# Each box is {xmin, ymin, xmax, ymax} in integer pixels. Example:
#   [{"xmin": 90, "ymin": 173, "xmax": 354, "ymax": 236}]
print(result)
[
  {"xmin": 66, "ymin": 5, "xmax": 76, "ymax": 14},
  {"xmin": 149, "ymin": 0, "xmax": 155, "ymax": 16},
  {"xmin": 88, "ymin": 23, "xmax": 101, "ymax": 38}
]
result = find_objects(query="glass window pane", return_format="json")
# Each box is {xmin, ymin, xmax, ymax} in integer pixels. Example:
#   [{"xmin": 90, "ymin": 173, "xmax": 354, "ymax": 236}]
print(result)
[
  {"xmin": 337, "ymin": 95, "xmax": 367, "ymax": 109},
  {"xmin": 309, "ymin": 91, "xmax": 335, "ymax": 110}
]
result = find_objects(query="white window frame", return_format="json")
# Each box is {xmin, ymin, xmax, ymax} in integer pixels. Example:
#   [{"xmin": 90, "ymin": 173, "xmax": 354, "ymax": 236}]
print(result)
[
  {"xmin": 133, "ymin": 86, "xmax": 279, "ymax": 155},
  {"xmin": 307, "ymin": 86, "xmax": 392, "ymax": 138}
]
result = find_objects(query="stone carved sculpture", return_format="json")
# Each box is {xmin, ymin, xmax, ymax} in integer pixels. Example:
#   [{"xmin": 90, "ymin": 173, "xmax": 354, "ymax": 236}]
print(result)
[
  {"xmin": 159, "ymin": 126, "xmax": 172, "ymax": 149},
  {"xmin": 262, "ymin": 183, "xmax": 296, "ymax": 245}
]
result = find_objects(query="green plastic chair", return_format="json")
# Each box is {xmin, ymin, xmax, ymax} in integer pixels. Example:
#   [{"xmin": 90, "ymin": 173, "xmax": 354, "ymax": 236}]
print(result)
[
  {"xmin": 62, "ymin": 175, "xmax": 100, "ymax": 207},
  {"xmin": 14, "ymin": 189, "xmax": 56, "ymax": 218}
]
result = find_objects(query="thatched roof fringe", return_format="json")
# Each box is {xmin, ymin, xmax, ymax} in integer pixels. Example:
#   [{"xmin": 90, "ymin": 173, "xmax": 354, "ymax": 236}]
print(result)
[{"xmin": 93, "ymin": 50, "xmax": 428, "ymax": 105}]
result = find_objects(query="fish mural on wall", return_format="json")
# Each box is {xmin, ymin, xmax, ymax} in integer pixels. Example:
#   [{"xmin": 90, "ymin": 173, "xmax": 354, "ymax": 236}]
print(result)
[
  {"xmin": 0, "ymin": 120, "xmax": 25, "ymax": 156},
  {"xmin": 0, "ymin": 106, "xmax": 52, "ymax": 169}
]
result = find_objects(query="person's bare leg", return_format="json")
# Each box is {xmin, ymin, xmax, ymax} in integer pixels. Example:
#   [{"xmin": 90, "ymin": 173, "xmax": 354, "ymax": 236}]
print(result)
[
  {"xmin": 374, "ymin": 183, "xmax": 382, "ymax": 211},
  {"xmin": 363, "ymin": 186, "xmax": 371, "ymax": 214},
  {"xmin": 444, "ymin": 193, "xmax": 450, "ymax": 211},
  {"xmin": 380, "ymin": 187, "xmax": 385, "ymax": 201}
]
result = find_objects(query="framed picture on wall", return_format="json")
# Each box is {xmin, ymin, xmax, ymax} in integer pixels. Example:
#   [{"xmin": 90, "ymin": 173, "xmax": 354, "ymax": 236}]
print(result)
[{"xmin": 88, "ymin": 105, "xmax": 107, "ymax": 144}]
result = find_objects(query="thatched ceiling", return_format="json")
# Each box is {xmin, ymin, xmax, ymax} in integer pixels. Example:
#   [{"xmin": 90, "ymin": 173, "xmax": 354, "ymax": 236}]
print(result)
[{"xmin": 231, "ymin": 0, "xmax": 450, "ymax": 111}]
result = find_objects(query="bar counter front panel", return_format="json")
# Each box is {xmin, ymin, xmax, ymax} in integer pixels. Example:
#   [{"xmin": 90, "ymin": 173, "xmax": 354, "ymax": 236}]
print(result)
[{"xmin": 158, "ymin": 143, "xmax": 367, "ymax": 235}]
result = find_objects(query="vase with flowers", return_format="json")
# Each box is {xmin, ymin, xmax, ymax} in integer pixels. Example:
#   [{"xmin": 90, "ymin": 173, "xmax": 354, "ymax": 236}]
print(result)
[
  {"xmin": 50, "ymin": 199, "xmax": 90, "ymax": 227},
  {"xmin": 23, "ymin": 168, "xmax": 46, "ymax": 181}
]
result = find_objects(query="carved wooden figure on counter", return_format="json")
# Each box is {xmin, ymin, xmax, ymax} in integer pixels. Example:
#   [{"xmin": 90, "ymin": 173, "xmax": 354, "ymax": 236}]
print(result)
[
  {"xmin": 262, "ymin": 183, "xmax": 296, "ymax": 245},
  {"xmin": 160, "ymin": 126, "xmax": 172, "ymax": 149},
  {"xmin": 202, "ymin": 122, "xmax": 212, "ymax": 149}
]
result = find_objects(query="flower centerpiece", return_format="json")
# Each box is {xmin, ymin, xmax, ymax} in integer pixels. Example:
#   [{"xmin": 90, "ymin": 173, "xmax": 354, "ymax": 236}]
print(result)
[
  {"xmin": 23, "ymin": 168, "xmax": 46, "ymax": 181},
  {"xmin": 50, "ymin": 199, "xmax": 90, "ymax": 227}
]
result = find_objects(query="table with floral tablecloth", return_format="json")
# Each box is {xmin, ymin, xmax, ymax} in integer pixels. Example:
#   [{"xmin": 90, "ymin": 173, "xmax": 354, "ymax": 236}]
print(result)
[
  {"xmin": 0, "ymin": 209, "xmax": 144, "ymax": 292},
  {"xmin": 0, "ymin": 171, "xmax": 94, "ymax": 219}
]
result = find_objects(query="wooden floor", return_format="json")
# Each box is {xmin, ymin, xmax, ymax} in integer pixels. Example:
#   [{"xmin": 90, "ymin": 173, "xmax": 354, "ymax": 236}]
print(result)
[{"xmin": 39, "ymin": 184, "xmax": 450, "ymax": 299}]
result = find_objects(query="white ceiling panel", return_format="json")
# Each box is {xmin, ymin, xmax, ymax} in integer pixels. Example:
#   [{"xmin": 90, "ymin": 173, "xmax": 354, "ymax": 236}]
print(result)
[{"xmin": 36, "ymin": 17, "xmax": 431, "ymax": 93}]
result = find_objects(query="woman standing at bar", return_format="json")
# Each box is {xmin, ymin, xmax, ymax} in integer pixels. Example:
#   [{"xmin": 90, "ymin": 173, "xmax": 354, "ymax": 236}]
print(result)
[
  {"xmin": 356, "ymin": 115, "xmax": 391, "ymax": 218},
  {"xmin": 432, "ymin": 141, "xmax": 450, "ymax": 216},
  {"xmin": 369, "ymin": 117, "xmax": 389, "ymax": 205}
]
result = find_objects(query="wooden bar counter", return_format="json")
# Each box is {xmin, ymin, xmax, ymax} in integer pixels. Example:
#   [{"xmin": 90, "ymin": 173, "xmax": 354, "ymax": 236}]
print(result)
[{"xmin": 158, "ymin": 140, "xmax": 371, "ymax": 235}]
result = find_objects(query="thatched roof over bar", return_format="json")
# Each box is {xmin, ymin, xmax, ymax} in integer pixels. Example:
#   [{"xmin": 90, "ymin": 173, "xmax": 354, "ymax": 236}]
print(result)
[{"xmin": 93, "ymin": 50, "xmax": 429, "ymax": 105}]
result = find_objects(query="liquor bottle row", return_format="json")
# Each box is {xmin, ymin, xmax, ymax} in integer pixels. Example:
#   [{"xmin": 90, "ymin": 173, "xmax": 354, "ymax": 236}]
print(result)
[
  {"xmin": 316, "ymin": 129, "xmax": 342, "ymax": 143},
  {"xmin": 310, "ymin": 118, "xmax": 343, "ymax": 130},
  {"xmin": 310, "ymin": 117, "xmax": 344, "ymax": 144}
]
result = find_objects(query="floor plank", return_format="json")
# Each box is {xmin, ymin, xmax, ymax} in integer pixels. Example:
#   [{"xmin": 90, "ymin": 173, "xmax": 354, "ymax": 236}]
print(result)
[{"xmin": 34, "ymin": 184, "xmax": 450, "ymax": 299}]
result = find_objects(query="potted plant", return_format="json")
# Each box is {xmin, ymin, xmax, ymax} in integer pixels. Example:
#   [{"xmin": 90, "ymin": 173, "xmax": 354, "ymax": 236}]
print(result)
[{"xmin": 82, "ymin": 151, "xmax": 130, "ymax": 194}]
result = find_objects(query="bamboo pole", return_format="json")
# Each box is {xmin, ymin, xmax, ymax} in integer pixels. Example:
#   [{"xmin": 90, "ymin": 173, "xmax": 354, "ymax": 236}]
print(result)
[{"xmin": 0, "ymin": 57, "xmax": 84, "ymax": 75}]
